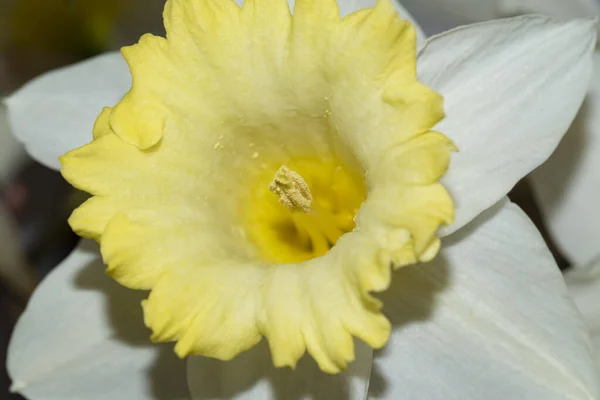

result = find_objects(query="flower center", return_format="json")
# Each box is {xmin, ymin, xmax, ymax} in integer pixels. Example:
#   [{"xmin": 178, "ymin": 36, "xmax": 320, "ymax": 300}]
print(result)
[
  {"xmin": 245, "ymin": 158, "xmax": 366, "ymax": 264},
  {"xmin": 268, "ymin": 166, "xmax": 313, "ymax": 214}
]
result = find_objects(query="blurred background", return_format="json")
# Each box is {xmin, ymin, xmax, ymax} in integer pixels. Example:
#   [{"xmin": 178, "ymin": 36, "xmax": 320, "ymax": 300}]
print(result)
[{"xmin": 0, "ymin": 1, "xmax": 574, "ymax": 399}]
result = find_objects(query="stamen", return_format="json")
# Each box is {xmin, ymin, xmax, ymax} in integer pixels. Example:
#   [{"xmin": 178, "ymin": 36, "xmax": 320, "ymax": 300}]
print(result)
[{"xmin": 268, "ymin": 165, "xmax": 312, "ymax": 213}]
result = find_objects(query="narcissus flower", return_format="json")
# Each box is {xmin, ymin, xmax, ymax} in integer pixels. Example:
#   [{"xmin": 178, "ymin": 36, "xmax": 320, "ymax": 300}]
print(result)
[
  {"xmin": 5, "ymin": 0, "xmax": 600, "ymax": 399},
  {"xmin": 62, "ymin": 0, "xmax": 454, "ymax": 374}
]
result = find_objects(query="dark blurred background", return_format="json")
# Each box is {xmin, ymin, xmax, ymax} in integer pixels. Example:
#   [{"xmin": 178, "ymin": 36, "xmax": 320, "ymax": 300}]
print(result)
[{"xmin": 0, "ymin": 1, "xmax": 571, "ymax": 399}]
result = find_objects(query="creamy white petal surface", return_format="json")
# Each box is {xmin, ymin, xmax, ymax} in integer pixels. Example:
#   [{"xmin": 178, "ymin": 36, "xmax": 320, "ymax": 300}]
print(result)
[
  {"xmin": 416, "ymin": 15, "xmax": 596, "ymax": 235},
  {"xmin": 5, "ymin": 52, "xmax": 130, "ymax": 170},
  {"xmin": 187, "ymin": 340, "xmax": 372, "ymax": 400},
  {"xmin": 521, "ymin": 0, "xmax": 600, "ymax": 266},
  {"xmin": 531, "ymin": 52, "xmax": 600, "ymax": 266},
  {"xmin": 370, "ymin": 199, "xmax": 600, "ymax": 399},
  {"xmin": 7, "ymin": 241, "xmax": 189, "ymax": 400},
  {"xmin": 564, "ymin": 259, "xmax": 600, "ymax": 368}
]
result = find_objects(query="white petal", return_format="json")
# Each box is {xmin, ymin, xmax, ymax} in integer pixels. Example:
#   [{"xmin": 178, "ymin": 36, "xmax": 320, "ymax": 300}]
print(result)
[
  {"xmin": 370, "ymin": 199, "xmax": 600, "ymax": 399},
  {"xmin": 5, "ymin": 52, "xmax": 129, "ymax": 170},
  {"xmin": 564, "ymin": 258, "xmax": 600, "ymax": 368},
  {"xmin": 187, "ymin": 340, "xmax": 372, "ymax": 399},
  {"xmin": 416, "ymin": 15, "xmax": 596, "ymax": 235},
  {"xmin": 530, "ymin": 52, "xmax": 600, "ymax": 266},
  {"xmin": 7, "ymin": 241, "xmax": 189, "ymax": 400}
]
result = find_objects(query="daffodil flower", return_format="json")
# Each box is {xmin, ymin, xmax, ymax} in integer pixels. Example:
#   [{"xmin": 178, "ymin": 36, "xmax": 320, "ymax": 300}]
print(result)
[{"xmin": 4, "ymin": 0, "xmax": 600, "ymax": 399}]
